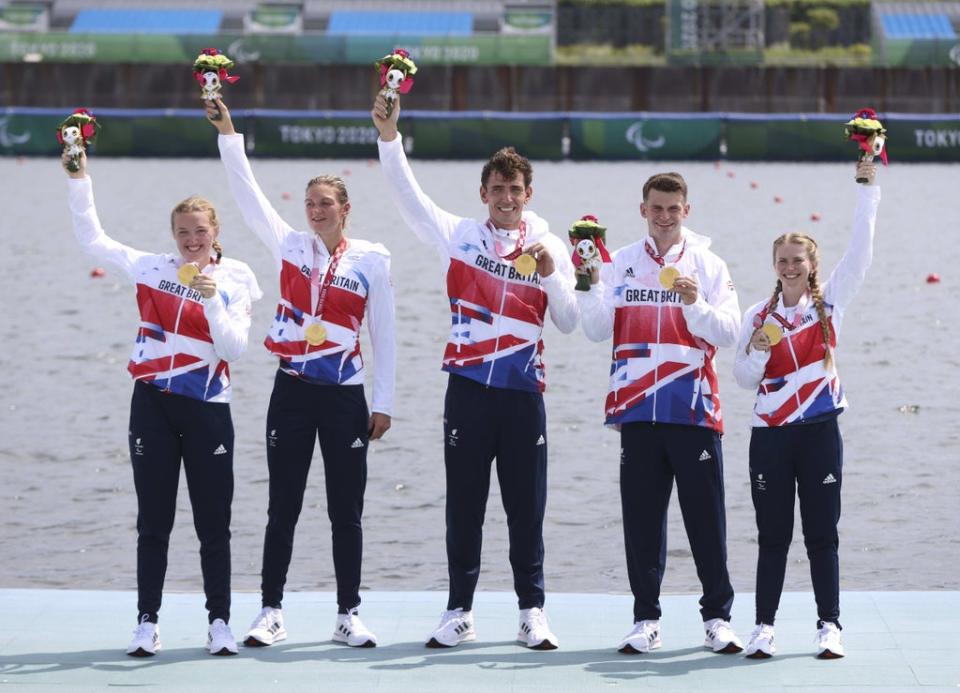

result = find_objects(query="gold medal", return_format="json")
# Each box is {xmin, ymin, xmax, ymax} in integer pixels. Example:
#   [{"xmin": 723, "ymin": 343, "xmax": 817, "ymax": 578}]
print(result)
[
  {"xmin": 513, "ymin": 253, "xmax": 537, "ymax": 277},
  {"xmin": 178, "ymin": 263, "xmax": 200, "ymax": 286},
  {"xmin": 305, "ymin": 323, "xmax": 327, "ymax": 346},
  {"xmin": 761, "ymin": 322, "xmax": 783, "ymax": 346},
  {"xmin": 658, "ymin": 266, "xmax": 680, "ymax": 289}
]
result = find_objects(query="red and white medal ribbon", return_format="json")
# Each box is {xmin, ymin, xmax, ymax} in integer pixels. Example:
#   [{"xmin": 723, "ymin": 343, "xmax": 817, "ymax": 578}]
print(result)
[
  {"xmin": 646, "ymin": 239, "xmax": 686, "ymax": 289},
  {"xmin": 305, "ymin": 236, "xmax": 347, "ymax": 346}
]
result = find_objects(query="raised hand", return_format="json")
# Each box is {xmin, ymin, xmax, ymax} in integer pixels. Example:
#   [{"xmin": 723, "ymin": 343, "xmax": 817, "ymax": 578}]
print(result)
[
  {"xmin": 205, "ymin": 97, "xmax": 237, "ymax": 136},
  {"xmin": 371, "ymin": 92, "xmax": 400, "ymax": 142}
]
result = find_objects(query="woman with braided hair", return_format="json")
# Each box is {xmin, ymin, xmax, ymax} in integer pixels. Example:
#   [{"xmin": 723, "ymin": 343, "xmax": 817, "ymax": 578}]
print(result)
[{"xmin": 733, "ymin": 160, "xmax": 881, "ymax": 660}]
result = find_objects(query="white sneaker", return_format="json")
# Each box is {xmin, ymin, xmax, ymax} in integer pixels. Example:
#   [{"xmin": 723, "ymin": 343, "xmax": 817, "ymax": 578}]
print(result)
[
  {"xmin": 745, "ymin": 624, "xmax": 776, "ymax": 659},
  {"xmin": 816, "ymin": 622, "xmax": 844, "ymax": 659},
  {"xmin": 517, "ymin": 607, "xmax": 559, "ymax": 650},
  {"xmin": 207, "ymin": 618, "xmax": 239, "ymax": 656},
  {"xmin": 244, "ymin": 607, "xmax": 287, "ymax": 647},
  {"xmin": 704, "ymin": 617, "xmax": 744, "ymax": 653},
  {"xmin": 333, "ymin": 609, "xmax": 377, "ymax": 648},
  {"xmin": 425, "ymin": 608, "xmax": 476, "ymax": 648},
  {"xmin": 126, "ymin": 618, "xmax": 161, "ymax": 657},
  {"xmin": 617, "ymin": 619, "xmax": 661, "ymax": 654}
]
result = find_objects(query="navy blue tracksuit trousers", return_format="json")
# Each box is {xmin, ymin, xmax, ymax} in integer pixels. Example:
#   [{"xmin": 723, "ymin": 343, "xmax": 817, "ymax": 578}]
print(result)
[
  {"xmin": 749, "ymin": 415, "xmax": 843, "ymax": 627},
  {"xmin": 259, "ymin": 370, "xmax": 369, "ymax": 613},
  {"xmin": 621, "ymin": 422, "xmax": 735, "ymax": 623},
  {"xmin": 443, "ymin": 374, "xmax": 548, "ymax": 611},
  {"xmin": 129, "ymin": 380, "xmax": 234, "ymax": 625}
]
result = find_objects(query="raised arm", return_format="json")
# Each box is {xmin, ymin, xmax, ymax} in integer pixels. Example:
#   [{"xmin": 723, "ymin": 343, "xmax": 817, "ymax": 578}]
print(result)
[
  {"xmin": 64, "ymin": 151, "xmax": 148, "ymax": 282},
  {"xmin": 372, "ymin": 93, "xmax": 465, "ymax": 263},
  {"xmin": 824, "ymin": 161, "xmax": 881, "ymax": 311},
  {"xmin": 209, "ymin": 98, "xmax": 297, "ymax": 270}
]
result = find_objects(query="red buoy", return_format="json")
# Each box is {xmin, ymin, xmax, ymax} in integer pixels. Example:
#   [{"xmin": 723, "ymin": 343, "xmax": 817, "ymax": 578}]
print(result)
[
  {"xmin": 726, "ymin": 170, "xmax": 736, "ymax": 178},
  {"xmin": 926, "ymin": 273, "xmax": 941, "ymax": 284},
  {"xmin": 281, "ymin": 192, "xmax": 292, "ymax": 200},
  {"xmin": 810, "ymin": 212, "xmax": 822, "ymax": 222},
  {"xmin": 90, "ymin": 267, "xmax": 106, "ymax": 278},
  {"xmin": 750, "ymin": 181, "xmax": 759, "ymax": 189},
  {"xmin": 774, "ymin": 195, "xmax": 784, "ymax": 204}
]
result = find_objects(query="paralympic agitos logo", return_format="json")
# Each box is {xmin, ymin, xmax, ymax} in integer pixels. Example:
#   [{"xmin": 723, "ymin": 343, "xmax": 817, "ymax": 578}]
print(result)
[
  {"xmin": 625, "ymin": 121, "xmax": 666, "ymax": 153},
  {"xmin": 0, "ymin": 116, "xmax": 31, "ymax": 149}
]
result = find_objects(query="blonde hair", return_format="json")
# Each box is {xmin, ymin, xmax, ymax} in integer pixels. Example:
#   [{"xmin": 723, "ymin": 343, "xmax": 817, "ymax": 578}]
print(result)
[
  {"xmin": 768, "ymin": 233, "xmax": 832, "ymax": 369},
  {"xmin": 306, "ymin": 175, "xmax": 349, "ymax": 203},
  {"xmin": 170, "ymin": 195, "xmax": 223, "ymax": 264},
  {"xmin": 305, "ymin": 176, "xmax": 350, "ymax": 231}
]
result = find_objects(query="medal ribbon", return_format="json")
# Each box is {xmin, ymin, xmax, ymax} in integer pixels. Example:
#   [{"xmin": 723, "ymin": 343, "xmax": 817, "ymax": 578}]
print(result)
[
  {"xmin": 753, "ymin": 307, "xmax": 803, "ymax": 331},
  {"xmin": 310, "ymin": 236, "xmax": 348, "ymax": 319},
  {"xmin": 771, "ymin": 311, "xmax": 802, "ymax": 330},
  {"xmin": 645, "ymin": 239, "xmax": 686, "ymax": 267},
  {"xmin": 486, "ymin": 219, "xmax": 527, "ymax": 261}
]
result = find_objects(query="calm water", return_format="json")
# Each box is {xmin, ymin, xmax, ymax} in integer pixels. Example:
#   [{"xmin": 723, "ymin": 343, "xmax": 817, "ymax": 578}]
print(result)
[{"xmin": 2, "ymin": 155, "xmax": 958, "ymax": 601}]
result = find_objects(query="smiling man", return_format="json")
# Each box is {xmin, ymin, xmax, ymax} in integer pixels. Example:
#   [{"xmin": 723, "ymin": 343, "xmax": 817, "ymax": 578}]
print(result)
[
  {"xmin": 372, "ymin": 93, "xmax": 578, "ymax": 651},
  {"xmin": 577, "ymin": 172, "xmax": 744, "ymax": 656}
]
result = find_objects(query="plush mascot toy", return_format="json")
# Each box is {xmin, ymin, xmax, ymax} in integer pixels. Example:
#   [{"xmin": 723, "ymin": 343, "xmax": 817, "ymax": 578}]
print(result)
[
  {"xmin": 375, "ymin": 48, "xmax": 417, "ymax": 117},
  {"xmin": 568, "ymin": 214, "xmax": 612, "ymax": 291},
  {"xmin": 56, "ymin": 109, "xmax": 100, "ymax": 173},
  {"xmin": 193, "ymin": 48, "xmax": 239, "ymax": 121},
  {"xmin": 844, "ymin": 108, "xmax": 888, "ymax": 184}
]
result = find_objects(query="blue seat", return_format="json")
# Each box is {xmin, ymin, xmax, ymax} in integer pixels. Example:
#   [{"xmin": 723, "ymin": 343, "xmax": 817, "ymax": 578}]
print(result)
[
  {"xmin": 327, "ymin": 11, "xmax": 472, "ymax": 36},
  {"xmin": 70, "ymin": 9, "xmax": 223, "ymax": 34},
  {"xmin": 881, "ymin": 13, "xmax": 956, "ymax": 40}
]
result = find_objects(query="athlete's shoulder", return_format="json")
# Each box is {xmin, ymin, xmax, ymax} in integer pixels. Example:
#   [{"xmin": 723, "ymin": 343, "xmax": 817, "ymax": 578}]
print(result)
[
  {"xmin": 348, "ymin": 237, "xmax": 391, "ymax": 258},
  {"xmin": 218, "ymin": 256, "xmax": 256, "ymax": 273},
  {"xmin": 687, "ymin": 233, "xmax": 731, "ymax": 273},
  {"xmin": 522, "ymin": 209, "xmax": 547, "ymax": 228},
  {"xmin": 611, "ymin": 238, "xmax": 648, "ymax": 264},
  {"xmin": 285, "ymin": 229, "xmax": 314, "ymax": 246},
  {"xmin": 133, "ymin": 252, "xmax": 178, "ymax": 274},
  {"xmin": 217, "ymin": 257, "xmax": 264, "ymax": 300},
  {"xmin": 448, "ymin": 216, "xmax": 488, "ymax": 245}
]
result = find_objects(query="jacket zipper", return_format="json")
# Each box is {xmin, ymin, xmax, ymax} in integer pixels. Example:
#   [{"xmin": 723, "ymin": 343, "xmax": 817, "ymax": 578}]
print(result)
[
  {"xmin": 786, "ymin": 334, "xmax": 803, "ymax": 421},
  {"xmin": 486, "ymin": 271, "xmax": 509, "ymax": 387},
  {"xmin": 165, "ymin": 295, "xmax": 188, "ymax": 392}
]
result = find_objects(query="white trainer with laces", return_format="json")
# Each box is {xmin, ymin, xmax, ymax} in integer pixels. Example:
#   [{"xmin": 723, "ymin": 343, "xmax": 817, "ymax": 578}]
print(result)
[
  {"xmin": 704, "ymin": 618, "xmax": 744, "ymax": 653},
  {"xmin": 744, "ymin": 624, "xmax": 776, "ymax": 659},
  {"xmin": 816, "ymin": 622, "xmax": 844, "ymax": 659},
  {"xmin": 333, "ymin": 609, "xmax": 377, "ymax": 648},
  {"xmin": 207, "ymin": 618, "xmax": 239, "ymax": 656},
  {"xmin": 517, "ymin": 607, "xmax": 559, "ymax": 650},
  {"xmin": 126, "ymin": 618, "xmax": 161, "ymax": 657},
  {"xmin": 244, "ymin": 607, "xmax": 286, "ymax": 647},
  {"xmin": 425, "ymin": 608, "xmax": 476, "ymax": 648},
  {"xmin": 617, "ymin": 619, "xmax": 661, "ymax": 654}
]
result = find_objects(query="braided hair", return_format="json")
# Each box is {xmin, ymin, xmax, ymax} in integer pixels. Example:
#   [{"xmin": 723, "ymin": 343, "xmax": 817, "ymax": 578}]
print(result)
[
  {"xmin": 771, "ymin": 233, "xmax": 833, "ymax": 368},
  {"xmin": 807, "ymin": 267, "xmax": 834, "ymax": 370}
]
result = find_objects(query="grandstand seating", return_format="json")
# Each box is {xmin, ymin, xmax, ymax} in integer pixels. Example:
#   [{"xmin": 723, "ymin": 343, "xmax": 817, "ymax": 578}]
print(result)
[
  {"xmin": 327, "ymin": 10, "xmax": 473, "ymax": 35},
  {"xmin": 69, "ymin": 8, "xmax": 223, "ymax": 34},
  {"xmin": 881, "ymin": 13, "xmax": 957, "ymax": 39}
]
